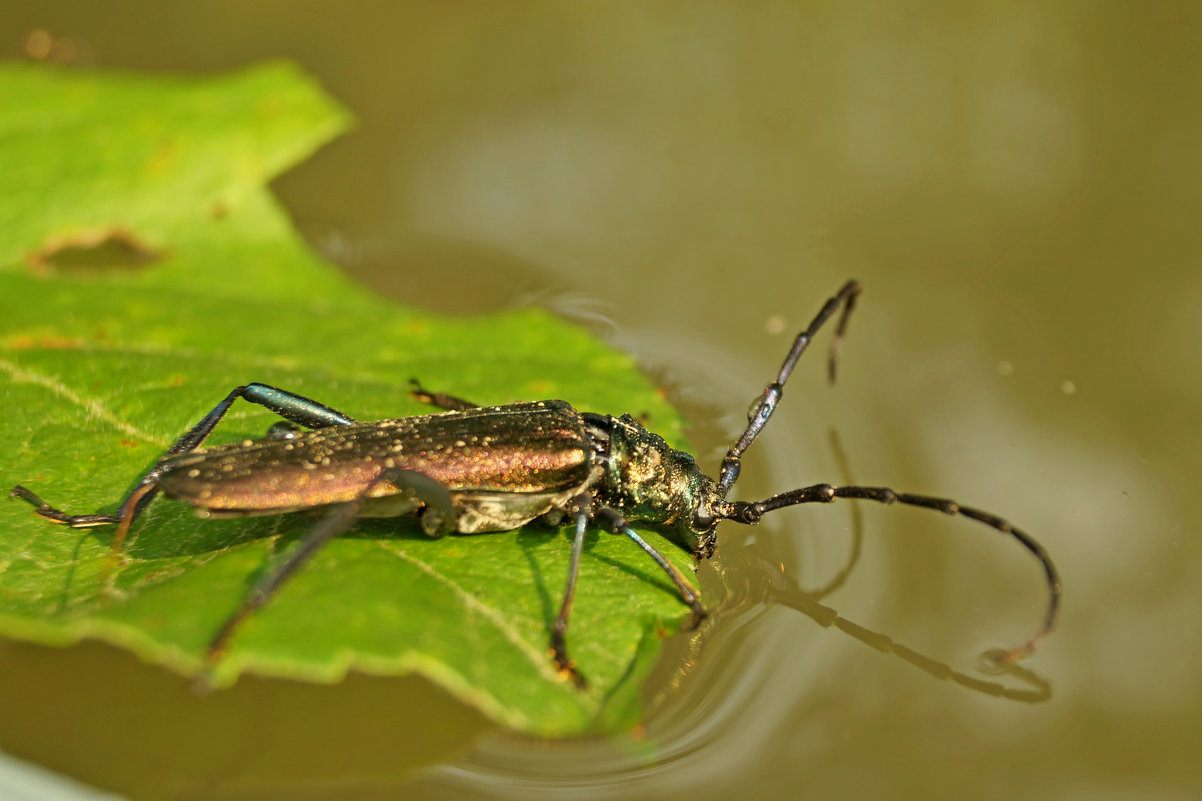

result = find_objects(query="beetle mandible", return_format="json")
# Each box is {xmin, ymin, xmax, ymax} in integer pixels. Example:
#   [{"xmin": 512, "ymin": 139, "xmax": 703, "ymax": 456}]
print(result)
[{"xmin": 10, "ymin": 281, "xmax": 1061, "ymax": 687}]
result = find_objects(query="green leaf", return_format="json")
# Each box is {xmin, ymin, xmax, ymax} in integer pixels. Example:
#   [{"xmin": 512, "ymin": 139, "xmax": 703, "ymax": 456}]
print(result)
[{"xmin": 0, "ymin": 62, "xmax": 693, "ymax": 737}]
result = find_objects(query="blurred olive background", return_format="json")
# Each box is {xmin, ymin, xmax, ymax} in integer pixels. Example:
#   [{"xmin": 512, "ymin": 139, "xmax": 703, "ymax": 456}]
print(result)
[{"xmin": 2, "ymin": 2, "xmax": 1199, "ymax": 800}]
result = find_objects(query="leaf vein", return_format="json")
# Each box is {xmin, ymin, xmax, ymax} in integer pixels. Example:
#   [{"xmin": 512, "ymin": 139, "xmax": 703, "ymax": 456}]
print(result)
[
  {"xmin": 372, "ymin": 540, "xmax": 561, "ymax": 682},
  {"xmin": 0, "ymin": 356, "xmax": 169, "ymax": 447}
]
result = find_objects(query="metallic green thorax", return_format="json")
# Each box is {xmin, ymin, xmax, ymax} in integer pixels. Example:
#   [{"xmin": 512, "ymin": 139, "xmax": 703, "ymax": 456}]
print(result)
[{"xmin": 595, "ymin": 414, "xmax": 722, "ymax": 558}]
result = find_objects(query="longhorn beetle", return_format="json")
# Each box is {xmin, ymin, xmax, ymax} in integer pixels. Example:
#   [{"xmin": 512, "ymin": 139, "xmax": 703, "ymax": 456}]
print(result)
[{"xmin": 10, "ymin": 281, "xmax": 1060, "ymax": 687}]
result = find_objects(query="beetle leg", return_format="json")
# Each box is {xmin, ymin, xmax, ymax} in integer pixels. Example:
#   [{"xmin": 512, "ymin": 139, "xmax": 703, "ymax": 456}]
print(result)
[
  {"xmin": 408, "ymin": 379, "xmax": 479, "ymax": 411},
  {"xmin": 165, "ymin": 383, "xmax": 358, "ymax": 460},
  {"xmin": 595, "ymin": 507, "xmax": 707, "ymax": 628},
  {"xmin": 204, "ymin": 466, "xmax": 414, "ymax": 668},
  {"xmin": 8, "ymin": 486, "xmax": 121, "ymax": 527},
  {"xmin": 717, "ymin": 279, "xmax": 861, "ymax": 498},
  {"xmin": 10, "ymin": 383, "xmax": 358, "ymax": 554},
  {"xmin": 550, "ymin": 495, "xmax": 591, "ymax": 688},
  {"xmin": 388, "ymin": 469, "xmax": 456, "ymax": 538},
  {"xmin": 263, "ymin": 421, "xmax": 303, "ymax": 440},
  {"xmin": 204, "ymin": 498, "xmax": 362, "ymax": 668}
]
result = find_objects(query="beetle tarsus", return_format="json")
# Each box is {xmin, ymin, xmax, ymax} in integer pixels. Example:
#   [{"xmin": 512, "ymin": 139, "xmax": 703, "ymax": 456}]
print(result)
[
  {"xmin": 551, "ymin": 644, "xmax": 587, "ymax": 689},
  {"xmin": 9, "ymin": 485, "xmax": 122, "ymax": 528},
  {"xmin": 685, "ymin": 604, "xmax": 708, "ymax": 631}
]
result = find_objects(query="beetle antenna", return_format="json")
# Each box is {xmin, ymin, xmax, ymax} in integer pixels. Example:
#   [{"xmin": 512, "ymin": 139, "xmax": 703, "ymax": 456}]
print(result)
[
  {"xmin": 724, "ymin": 483, "xmax": 1061, "ymax": 663},
  {"xmin": 717, "ymin": 280, "xmax": 861, "ymax": 498}
]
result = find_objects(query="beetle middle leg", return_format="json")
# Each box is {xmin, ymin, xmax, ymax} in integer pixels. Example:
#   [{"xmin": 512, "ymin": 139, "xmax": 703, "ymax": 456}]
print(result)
[
  {"xmin": 408, "ymin": 379, "xmax": 478, "ymax": 411},
  {"xmin": 550, "ymin": 496, "xmax": 592, "ymax": 688},
  {"xmin": 10, "ymin": 383, "xmax": 359, "ymax": 556},
  {"xmin": 549, "ymin": 503, "xmax": 705, "ymax": 688}
]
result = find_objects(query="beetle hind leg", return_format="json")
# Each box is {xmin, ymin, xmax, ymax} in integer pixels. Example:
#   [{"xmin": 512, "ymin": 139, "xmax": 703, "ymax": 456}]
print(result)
[
  {"xmin": 9, "ymin": 486, "xmax": 121, "ymax": 528},
  {"xmin": 11, "ymin": 480, "xmax": 156, "ymax": 559},
  {"xmin": 12, "ymin": 382, "xmax": 360, "ymax": 557}
]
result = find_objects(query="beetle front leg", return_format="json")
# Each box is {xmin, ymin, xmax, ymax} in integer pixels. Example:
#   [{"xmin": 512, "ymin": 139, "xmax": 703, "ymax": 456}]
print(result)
[{"xmin": 595, "ymin": 507, "xmax": 707, "ymax": 627}]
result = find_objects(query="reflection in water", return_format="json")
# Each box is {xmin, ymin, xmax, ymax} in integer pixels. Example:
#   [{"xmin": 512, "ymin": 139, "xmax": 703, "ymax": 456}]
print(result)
[
  {"xmin": 755, "ymin": 429, "xmax": 1052, "ymax": 704},
  {"xmin": 760, "ymin": 562, "xmax": 1052, "ymax": 705},
  {"xmin": 429, "ymin": 433, "xmax": 1054, "ymax": 798}
]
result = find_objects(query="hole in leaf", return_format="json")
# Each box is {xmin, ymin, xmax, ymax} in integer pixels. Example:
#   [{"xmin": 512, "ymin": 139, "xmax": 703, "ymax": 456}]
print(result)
[{"xmin": 27, "ymin": 229, "xmax": 162, "ymax": 274}]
